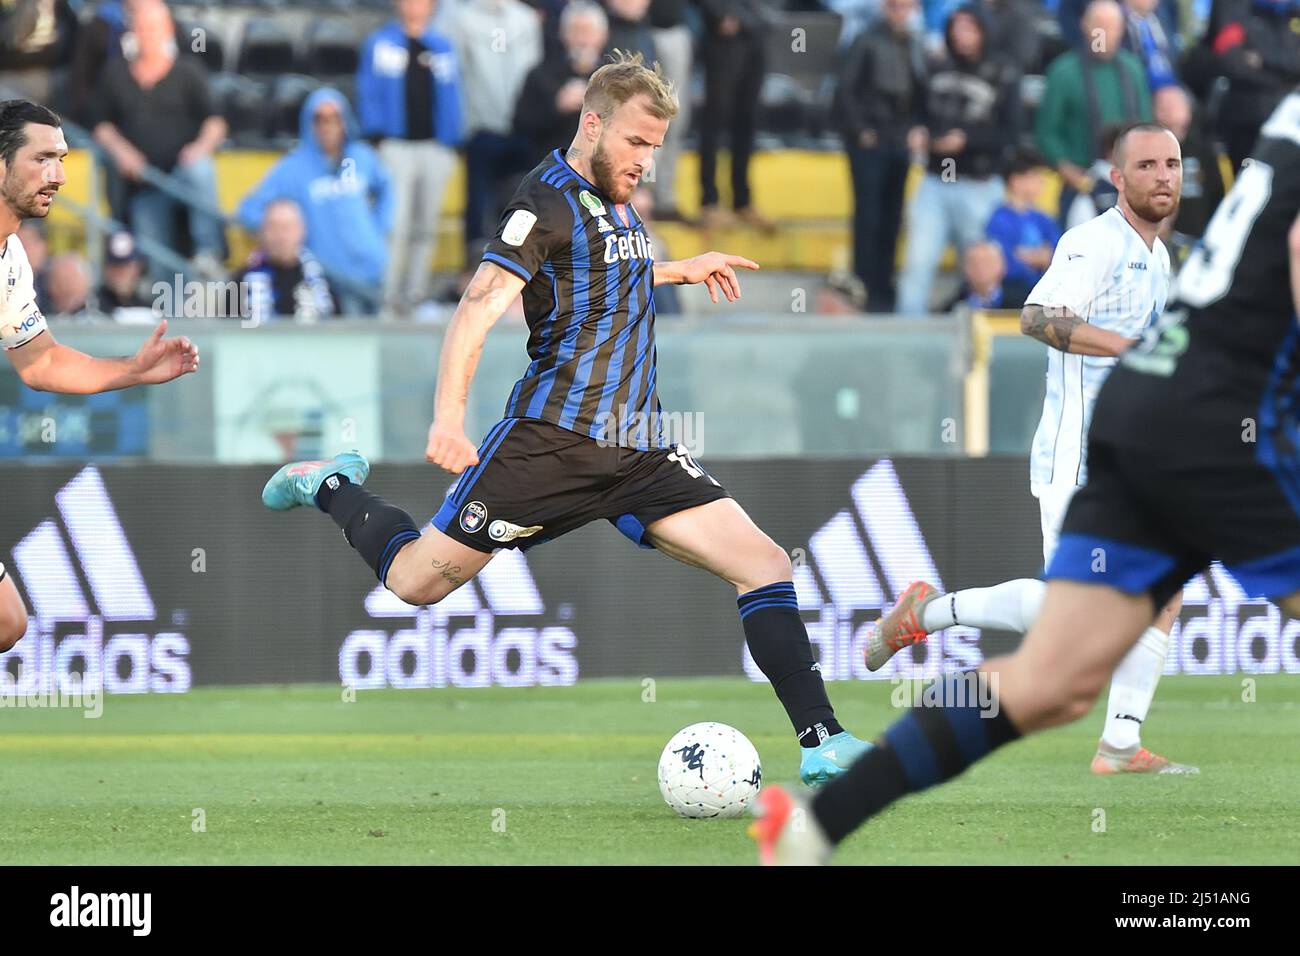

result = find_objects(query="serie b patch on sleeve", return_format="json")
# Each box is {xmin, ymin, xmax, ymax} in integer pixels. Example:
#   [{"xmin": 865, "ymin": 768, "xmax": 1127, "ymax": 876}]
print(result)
[{"xmin": 502, "ymin": 209, "xmax": 538, "ymax": 247}]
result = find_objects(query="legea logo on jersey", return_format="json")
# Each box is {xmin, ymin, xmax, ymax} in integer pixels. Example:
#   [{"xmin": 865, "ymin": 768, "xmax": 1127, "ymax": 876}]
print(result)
[
  {"xmin": 1168, "ymin": 563, "xmax": 1300, "ymax": 675},
  {"xmin": 0, "ymin": 466, "xmax": 192, "ymax": 695},
  {"xmin": 339, "ymin": 548, "xmax": 578, "ymax": 688},
  {"xmin": 743, "ymin": 460, "xmax": 983, "ymax": 683}
]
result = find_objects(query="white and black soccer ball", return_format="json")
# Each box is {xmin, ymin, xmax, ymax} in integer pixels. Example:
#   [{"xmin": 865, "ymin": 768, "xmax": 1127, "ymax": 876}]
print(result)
[{"xmin": 657, "ymin": 722, "xmax": 762, "ymax": 819}]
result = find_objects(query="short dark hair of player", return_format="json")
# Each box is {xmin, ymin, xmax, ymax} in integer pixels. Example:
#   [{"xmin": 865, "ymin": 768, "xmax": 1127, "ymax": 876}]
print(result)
[
  {"xmin": 0, "ymin": 100, "xmax": 62, "ymax": 168},
  {"xmin": 1112, "ymin": 121, "xmax": 1173, "ymax": 168},
  {"xmin": 1002, "ymin": 146, "xmax": 1048, "ymax": 182},
  {"xmin": 584, "ymin": 49, "xmax": 680, "ymax": 125}
]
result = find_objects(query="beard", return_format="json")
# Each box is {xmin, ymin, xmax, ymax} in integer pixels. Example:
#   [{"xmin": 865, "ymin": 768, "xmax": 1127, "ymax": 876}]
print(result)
[
  {"xmin": 591, "ymin": 136, "xmax": 636, "ymax": 203},
  {"xmin": 1129, "ymin": 189, "xmax": 1180, "ymax": 224},
  {"xmin": 3, "ymin": 169, "xmax": 54, "ymax": 220}
]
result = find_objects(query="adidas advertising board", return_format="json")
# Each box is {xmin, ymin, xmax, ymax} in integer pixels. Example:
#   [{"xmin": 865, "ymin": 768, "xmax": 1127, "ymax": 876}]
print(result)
[
  {"xmin": 1, "ymin": 466, "xmax": 190, "ymax": 695},
  {"xmin": 0, "ymin": 460, "xmax": 1296, "ymax": 690}
]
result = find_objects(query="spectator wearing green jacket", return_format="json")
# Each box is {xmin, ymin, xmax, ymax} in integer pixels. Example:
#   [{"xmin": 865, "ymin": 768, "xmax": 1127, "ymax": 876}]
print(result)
[{"xmin": 1035, "ymin": 0, "xmax": 1151, "ymax": 223}]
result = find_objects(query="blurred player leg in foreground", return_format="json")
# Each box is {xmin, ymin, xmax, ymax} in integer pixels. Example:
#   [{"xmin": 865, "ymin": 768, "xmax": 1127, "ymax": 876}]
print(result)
[
  {"xmin": 754, "ymin": 579, "xmax": 1155, "ymax": 865},
  {"xmin": 871, "ymin": 479, "xmax": 1196, "ymax": 775}
]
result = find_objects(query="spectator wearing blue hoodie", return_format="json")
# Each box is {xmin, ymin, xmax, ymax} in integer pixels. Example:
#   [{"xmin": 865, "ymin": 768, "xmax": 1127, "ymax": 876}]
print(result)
[
  {"xmin": 237, "ymin": 88, "xmax": 393, "ymax": 314},
  {"xmin": 357, "ymin": 0, "xmax": 465, "ymax": 312}
]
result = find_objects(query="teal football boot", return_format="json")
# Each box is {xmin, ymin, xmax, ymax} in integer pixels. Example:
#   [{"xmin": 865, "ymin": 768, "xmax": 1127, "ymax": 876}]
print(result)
[
  {"xmin": 261, "ymin": 451, "xmax": 370, "ymax": 511},
  {"xmin": 799, "ymin": 731, "xmax": 873, "ymax": 786}
]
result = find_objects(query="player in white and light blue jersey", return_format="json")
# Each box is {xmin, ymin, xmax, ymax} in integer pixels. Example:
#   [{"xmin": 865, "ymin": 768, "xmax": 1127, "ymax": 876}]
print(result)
[
  {"xmin": 864, "ymin": 123, "xmax": 1196, "ymax": 774},
  {"xmin": 1026, "ymin": 202, "xmax": 1170, "ymax": 520}
]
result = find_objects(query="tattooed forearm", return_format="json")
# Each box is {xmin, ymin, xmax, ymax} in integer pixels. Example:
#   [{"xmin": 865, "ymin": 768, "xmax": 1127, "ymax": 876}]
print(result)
[
  {"xmin": 464, "ymin": 264, "xmax": 512, "ymax": 308},
  {"xmin": 431, "ymin": 558, "xmax": 465, "ymax": 586},
  {"xmin": 1020, "ymin": 303, "xmax": 1081, "ymax": 352}
]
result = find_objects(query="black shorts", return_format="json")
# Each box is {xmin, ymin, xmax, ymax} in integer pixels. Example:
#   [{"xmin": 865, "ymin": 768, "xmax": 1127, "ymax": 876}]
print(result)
[
  {"xmin": 430, "ymin": 417, "xmax": 730, "ymax": 553},
  {"xmin": 1046, "ymin": 438, "xmax": 1300, "ymax": 606}
]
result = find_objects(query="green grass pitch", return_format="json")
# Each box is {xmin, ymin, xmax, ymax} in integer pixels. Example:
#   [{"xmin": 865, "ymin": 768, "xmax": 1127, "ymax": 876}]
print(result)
[{"xmin": 2, "ymin": 675, "xmax": 1297, "ymax": 865}]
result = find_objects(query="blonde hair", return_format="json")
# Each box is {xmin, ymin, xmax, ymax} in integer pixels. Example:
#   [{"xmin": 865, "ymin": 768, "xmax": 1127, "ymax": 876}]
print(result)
[{"xmin": 584, "ymin": 49, "xmax": 679, "ymax": 124}]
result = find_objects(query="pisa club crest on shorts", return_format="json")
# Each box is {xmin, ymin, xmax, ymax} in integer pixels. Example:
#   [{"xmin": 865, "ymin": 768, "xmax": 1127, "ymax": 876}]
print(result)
[{"xmin": 459, "ymin": 500, "xmax": 488, "ymax": 534}]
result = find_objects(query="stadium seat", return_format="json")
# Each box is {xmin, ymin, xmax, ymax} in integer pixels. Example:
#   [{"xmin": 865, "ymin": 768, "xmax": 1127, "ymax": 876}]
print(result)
[
  {"xmin": 758, "ymin": 74, "xmax": 810, "ymax": 140},
  {"xmin": 181, "ymin": 6, "xmax": 249, "ymax": 76},
  {"xmin": 303, "ymin": 17, "xmax": 361, "ymax": 76},
  {"xmin": 1033, "ymin": 16, "xmax": 1068, "ymax": 75},
  {"xmin": 271, "ymin": 74, "xmax": 324, "ymax": 143},
  {"xmin": 237, "ymin": 17, "xmax": 297, "ymax": 77},
  {"xmin": 178, "ymin": 20, "xmax": 226, "ymax": 72},
  {"xmin": 759, "ymin": 11, "xmax": 843, "ymax": 143},
  {"xmin": 209, "ymin": 72, "xmax": 274, "ymax": 147},
  {"xmin": 319, "ymin": 75, "xmax": 357, "ymax": 113}
]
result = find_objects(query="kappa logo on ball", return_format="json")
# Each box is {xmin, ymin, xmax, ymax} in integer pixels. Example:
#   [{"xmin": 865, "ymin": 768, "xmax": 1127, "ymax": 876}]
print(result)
[
  {"xmin": 459, "ymin": 500, "xmax": 488, "ymax": 533},
  {"xmin": 488, "ymin": 519, "xmax": 544, "ymax": 543}
]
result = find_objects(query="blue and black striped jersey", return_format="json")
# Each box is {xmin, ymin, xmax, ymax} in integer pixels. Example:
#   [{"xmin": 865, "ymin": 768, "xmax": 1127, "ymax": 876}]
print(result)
[{"xmin": 481, "ymin": 149, "xmax": 664, "ymax": 450}]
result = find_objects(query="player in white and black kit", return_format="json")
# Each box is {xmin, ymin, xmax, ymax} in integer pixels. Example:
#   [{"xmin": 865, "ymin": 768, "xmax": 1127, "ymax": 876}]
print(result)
[
  {"xmin": 0, "ymin": 101, "xmax": 200, "ymax": 652},
  {"xmin": 264, "ymin": 53, "xmax": 872, "ymax": 784},
  {"xmin": 754, "ymin": 92, "xmax": 1300, "ymax": 863}
]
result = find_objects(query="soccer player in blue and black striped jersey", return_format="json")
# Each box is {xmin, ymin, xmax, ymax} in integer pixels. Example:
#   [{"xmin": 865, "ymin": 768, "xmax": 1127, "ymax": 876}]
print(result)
[{"xmin": 263, "ymin": 51, "xmax": 870, "ymax": 783}]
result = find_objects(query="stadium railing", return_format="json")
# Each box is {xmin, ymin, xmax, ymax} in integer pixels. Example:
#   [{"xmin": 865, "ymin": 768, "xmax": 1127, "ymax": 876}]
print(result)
[{"xmin": 0, "ymin": 316, "xmax": 1047, "ymax": 463}]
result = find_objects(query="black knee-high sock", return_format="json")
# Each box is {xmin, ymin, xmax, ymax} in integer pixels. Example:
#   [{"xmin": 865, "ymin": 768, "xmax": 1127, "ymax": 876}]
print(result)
[
  {"xmin": 738, "ymin": 582, "xmax": 843, "ymax": 746},
  {"xmin": 314, "ymin": 475, "xmax": 420, "ymax": 584},
  {"xmin": 811, "ymin": 671, "xmax": 1022, "ymax": 843}
]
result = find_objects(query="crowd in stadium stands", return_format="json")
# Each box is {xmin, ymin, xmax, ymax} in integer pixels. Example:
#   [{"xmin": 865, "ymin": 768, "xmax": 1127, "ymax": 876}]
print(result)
[
  {"xmin": 0, "ymin": 0, "xmax": 1296, "ymax": 319},
  {"xmin": 236, "ymin": 86, "xmax": 392, "ymax": 314}
]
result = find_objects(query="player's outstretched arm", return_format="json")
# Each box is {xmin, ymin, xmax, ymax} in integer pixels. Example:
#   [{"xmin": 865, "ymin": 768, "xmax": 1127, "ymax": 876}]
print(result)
[
  {"xmin": 7, "ymin": 320, "xmax": 199, "ymax": 394},
  {"xmin": 654, "ymin": 252, "xmax": 760, "ymax": 304},
  {"xmin": 1020, "ymin": 303, "xmax": 1136, "ymax": 357},
  {"xmin": 427, "ymin": 260, "xmax": 526, "ymax": 473}
]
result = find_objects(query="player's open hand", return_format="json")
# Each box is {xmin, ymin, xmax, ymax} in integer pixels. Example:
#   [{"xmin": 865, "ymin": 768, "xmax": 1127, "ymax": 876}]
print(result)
[
  {"xmin": 680, "ymin": 252, "xmax": 760, "ymax": 304},
  {"xmin": 129, "ymin": 320, "xmax": 200, "ymax": 385},
  {"xmin": 426, "ymin": 420, "xmax": 481, "ymax": 474}
]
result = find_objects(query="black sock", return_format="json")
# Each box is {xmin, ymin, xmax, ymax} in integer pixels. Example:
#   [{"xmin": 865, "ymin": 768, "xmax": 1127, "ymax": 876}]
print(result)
[
  {"xmin": 738, "ymin": 582, "xmax": 843, "ymax": 746},
  {"xmin": 811, "ymin": 671, "xmax": 1021, "ymax": 844},
  {"xmin": 314, "ymin": 475, "xmax": 420, "ymax": 584}
]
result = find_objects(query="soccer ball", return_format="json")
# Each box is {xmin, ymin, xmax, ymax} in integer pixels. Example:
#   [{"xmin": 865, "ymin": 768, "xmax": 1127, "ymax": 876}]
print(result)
[{"xmin": 657, "ymin": 722, "xmax": 762, "ymax": 819}]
